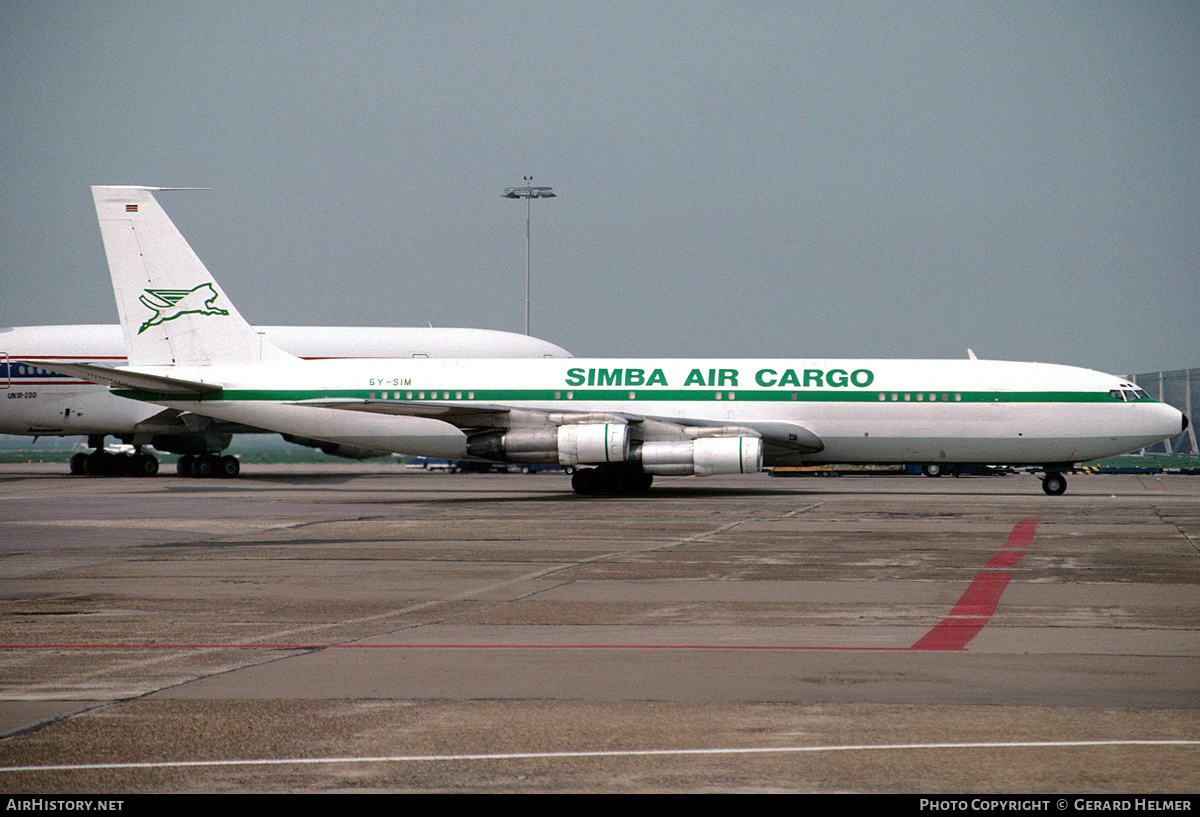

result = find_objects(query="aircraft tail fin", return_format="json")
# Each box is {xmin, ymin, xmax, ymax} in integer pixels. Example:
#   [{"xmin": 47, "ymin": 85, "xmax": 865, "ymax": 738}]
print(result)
[{"xmin": 92, "ymin": 186, "xmax": 294, "ymax": 367}]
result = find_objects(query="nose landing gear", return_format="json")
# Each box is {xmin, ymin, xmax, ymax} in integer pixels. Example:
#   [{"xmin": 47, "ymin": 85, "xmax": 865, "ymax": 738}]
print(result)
[{"xmin": 1041, "ymin": 471, "xmax": 1067, "ymax": 496}]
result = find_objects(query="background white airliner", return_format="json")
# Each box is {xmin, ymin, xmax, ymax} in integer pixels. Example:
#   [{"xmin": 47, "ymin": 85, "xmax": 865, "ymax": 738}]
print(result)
[
  {"xmin": 3, "ymin": 302, "xmax": 569, "ymax": 477},
  {"xmin": 1, "ymin": 324, "xmax": 569, "ymax": 476},
  {"xmin": 19, "ymin": 187, "xmax": 1188, "ymax": 495}
]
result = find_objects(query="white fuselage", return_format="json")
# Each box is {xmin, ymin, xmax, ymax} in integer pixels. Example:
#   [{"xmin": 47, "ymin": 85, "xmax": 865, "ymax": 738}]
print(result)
[{"xmin": 117, "ymin": 356, "xmax": 1186, "ymax": 466}]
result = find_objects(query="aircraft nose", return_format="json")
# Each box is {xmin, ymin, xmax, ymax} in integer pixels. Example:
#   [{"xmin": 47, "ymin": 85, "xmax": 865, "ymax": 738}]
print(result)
[{"xmin": 1150, "ymin": 403, "xmax": 1188, "ymax": 443}]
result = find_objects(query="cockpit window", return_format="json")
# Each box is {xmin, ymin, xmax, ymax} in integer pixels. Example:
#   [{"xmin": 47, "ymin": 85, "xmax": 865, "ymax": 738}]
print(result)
[
  {"xmin": 1110, "ymin": 389, "xmax": 1125, "ymax": 401},
  {"xmin": 1133, "ymin": 388, "xmax": 1150, "ymax": 400}
]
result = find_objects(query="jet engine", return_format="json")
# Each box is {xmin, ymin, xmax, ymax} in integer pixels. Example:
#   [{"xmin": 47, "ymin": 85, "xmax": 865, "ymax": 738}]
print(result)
[
  {"xmin": 638, "ymin": 436, "xmax": 763, "ymax": 476},
  {"xmin": 467, "ymin": 423, "xmax": 630, "ymax": 465}
]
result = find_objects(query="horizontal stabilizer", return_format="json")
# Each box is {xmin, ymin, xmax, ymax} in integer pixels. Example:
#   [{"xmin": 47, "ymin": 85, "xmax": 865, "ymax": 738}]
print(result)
[{"xmin": 15, "ymin": 360, "xmax": 222, "ymax": 395}]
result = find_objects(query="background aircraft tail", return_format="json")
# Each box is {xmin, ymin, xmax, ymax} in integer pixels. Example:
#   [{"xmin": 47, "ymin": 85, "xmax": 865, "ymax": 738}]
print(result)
[{"xmin": 92, "ymin": 185, "xmax": 294, "ymax": 367}]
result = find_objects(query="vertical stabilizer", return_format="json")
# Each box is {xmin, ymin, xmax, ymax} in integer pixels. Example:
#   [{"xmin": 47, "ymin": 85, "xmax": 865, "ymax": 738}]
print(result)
[{"xmin": 92, "ymin": 185, "xmax": 294, "ymax": 366}]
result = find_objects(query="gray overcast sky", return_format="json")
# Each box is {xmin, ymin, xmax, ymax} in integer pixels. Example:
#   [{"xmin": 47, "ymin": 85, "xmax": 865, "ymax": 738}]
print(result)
[{"xmin": 2, "ymin": 1, "xmax": 1196, "ymax": 374}]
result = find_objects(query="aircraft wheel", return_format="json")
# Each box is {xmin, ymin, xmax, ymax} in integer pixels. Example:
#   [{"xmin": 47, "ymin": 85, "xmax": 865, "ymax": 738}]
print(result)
[
  {"xmin": 217, "ymin": 455, "xmax": 240, "ymax": 478},
  {"xmin": 131, "ymin": 453, "xmax": 159, "ymax": 477},
  {"xmin": 70, "ymin": 452, "xmax": 89, "ymax": 476},
  {"xmin": 1042, "ymin": 472, "xmax": 1067, "ymax": 496},
  {"xmin": 571, "ymin": 467, "xmax": 601, "ymax": 496},
  {"xmin": 612, "ymin": 470, "xmax": 653, "ymax": 496},
  {"xmin": 191, "ymin": 455, "xmax": 216, "ymax": 478},
  {"xmin": 86, "ymin": 451, "xmax": 114, "ymax": 476},
  {"xmin": 177, "ymin": 455, "xmax": 195, "ymax": 476},
  {"xmin": 627, "ymin": 471, "xmax": 654, "ymax": 495},
  {"xmin": 922, "ymin": 463, "xmax": 945, "ymax": 478}
]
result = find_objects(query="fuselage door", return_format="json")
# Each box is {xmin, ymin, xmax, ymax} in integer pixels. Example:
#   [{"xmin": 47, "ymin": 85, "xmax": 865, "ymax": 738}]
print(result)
[{"xmin": 1, "ymin": 353, "xmax": 9, "ymax": 389}]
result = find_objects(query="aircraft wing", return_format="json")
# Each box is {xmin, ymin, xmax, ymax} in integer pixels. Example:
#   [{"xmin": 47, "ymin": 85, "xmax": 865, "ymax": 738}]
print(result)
[
  {"xmin": 292, "ymin": 398, "xmax": 824, "ymax": 454},
  {"xmin": 129, "ymin": 407, "xmax": 265, "ymax": 436},
  {"xmin": 291, "ymin": 398, "xmax": 516, "ymax": 427},
  {"xmin": 291, "ymin": 398, "xmax": 639, "ymax": 435},
  {"xmin": 14, "ymin": 360, "xmax": 222, "ymax": 395}
]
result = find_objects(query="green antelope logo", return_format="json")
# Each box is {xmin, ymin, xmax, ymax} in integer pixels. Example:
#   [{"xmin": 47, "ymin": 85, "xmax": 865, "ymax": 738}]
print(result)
[{"xmin": 137, "ymin": 284, "xmax": 229, "ymax": 334}]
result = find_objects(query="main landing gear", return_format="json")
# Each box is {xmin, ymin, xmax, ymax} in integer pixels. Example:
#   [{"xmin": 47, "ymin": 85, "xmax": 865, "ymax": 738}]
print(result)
[
  {"xmin": 69, "ymin": 449, "xmax": 159, "ymax": 477},
  {"xmin": 68, "ymin": 436, "xmax": 159, "ymax": 477},
  {"xmin": 176, "ymin": 454, "xmax": 241, "ymax": 478},
  {"xmin": 65, "ymin": 436, "xmax": 241, "ymax": 478},
  {"xmin": 571, "ymin": 465, "xmax": 654, "ymax": 496}
]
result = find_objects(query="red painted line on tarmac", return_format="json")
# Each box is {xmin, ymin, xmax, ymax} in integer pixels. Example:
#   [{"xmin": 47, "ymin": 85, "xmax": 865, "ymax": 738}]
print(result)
[
  {"xmin": 910, "ymin": 517, "xmax": 1039, "ymax": 651},
  {"xmin": 1003, "ymin": 517, "xmax": 1040, "ymax": 549},
  {"xmin": 985, "ymin": 551, "xmax": 1023, "ymax": 569}
]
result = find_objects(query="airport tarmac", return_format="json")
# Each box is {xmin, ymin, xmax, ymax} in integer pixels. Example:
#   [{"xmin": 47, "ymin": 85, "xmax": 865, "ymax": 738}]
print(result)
[{"xmin": 0, "ymin": 463, "xmax": 1197, "ymax": 793}]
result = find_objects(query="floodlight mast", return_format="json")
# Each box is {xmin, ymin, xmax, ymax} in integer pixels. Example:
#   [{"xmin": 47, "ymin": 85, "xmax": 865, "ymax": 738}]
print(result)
[{"xmin": 503, "ymin": 177, "xmax": 556, "ymax": 335}]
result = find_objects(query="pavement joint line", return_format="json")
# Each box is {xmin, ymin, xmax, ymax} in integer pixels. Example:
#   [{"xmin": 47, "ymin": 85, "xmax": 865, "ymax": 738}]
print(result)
[
  {"xmin": 2, "ymin": 739, "xmax": 1197, "ymax": 774},
  {"xmin": 1153, "ymin": 504, "xmax": 1199, "ymax": 555}
]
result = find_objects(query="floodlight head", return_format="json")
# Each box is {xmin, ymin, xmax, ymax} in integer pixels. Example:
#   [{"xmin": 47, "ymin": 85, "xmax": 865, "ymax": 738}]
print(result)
[{"xmin": 503, "ymin": 186, "xmax": 556, "ymax": 199}]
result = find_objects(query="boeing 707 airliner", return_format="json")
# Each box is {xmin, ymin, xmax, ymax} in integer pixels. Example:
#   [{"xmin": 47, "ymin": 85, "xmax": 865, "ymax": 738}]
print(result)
[{"xmin": 18, "ymin": 187, "xmax": 1187, "ymax": 495}]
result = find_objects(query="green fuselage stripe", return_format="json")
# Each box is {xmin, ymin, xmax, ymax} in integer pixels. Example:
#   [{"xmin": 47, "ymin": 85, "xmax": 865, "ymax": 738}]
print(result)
[{"xmin": 111, "ymin": 387, "xmax": 1145, "ymax": 405}]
